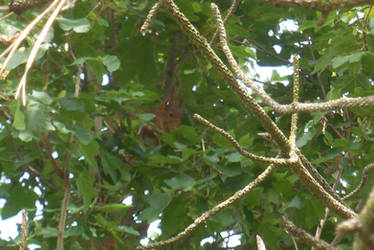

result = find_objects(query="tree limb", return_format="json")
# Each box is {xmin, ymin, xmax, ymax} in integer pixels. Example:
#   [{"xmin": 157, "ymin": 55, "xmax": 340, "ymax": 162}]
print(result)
[{"xmin": 256, "ymin": 0, "xmax": 372, "ymax": 12}]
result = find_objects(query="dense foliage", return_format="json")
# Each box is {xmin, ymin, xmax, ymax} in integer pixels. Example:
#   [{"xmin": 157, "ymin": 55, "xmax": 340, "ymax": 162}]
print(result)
[{"xmin": 1, "ymin": 0, "xmax": 374, "ymax": 249}]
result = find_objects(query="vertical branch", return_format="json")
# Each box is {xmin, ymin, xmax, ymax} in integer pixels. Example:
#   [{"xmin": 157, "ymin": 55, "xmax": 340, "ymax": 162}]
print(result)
[
  {"xmin": 56, "ymin": 50, "xmax": 82, "ymax": 250},
  {"xmin": 20, "ymin": 209, "xmax": 28, "ymax": 250},
  {"xmin": 289, "ymin": 55, "xmax": 299, "ymax": 151},
  {"xmin": 57, "ymin": 182, "xmax": 70, "ymax": 250}
]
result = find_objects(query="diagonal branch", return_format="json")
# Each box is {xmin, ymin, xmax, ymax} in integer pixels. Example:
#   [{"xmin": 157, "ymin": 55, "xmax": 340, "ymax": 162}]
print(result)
[
  {"xmin": 137, "ymin": 163, "xmax": 278, "ymax": 249},
  {"xmin": 343, "ymin": 162, "xmax": 374, "ymax": 200},
  {"xmin": 210, "ymin": 3, "xmax": 374, "ymax": 115},
  {"xmin": 163, "ymin": 0, "xmax": 356, "ymax": 219},
  {"xmin": 256, "ymin": 0, "xmax": 372, "ymax": 12},
  {"xmin": 140, "ymin": 1, "xmax": 162, "ymax": 33},
  {"xmin": 281, "ymin": 216, "xmax": 339, "ymax": 250},
  {"xmin": 194, "ymin": 113, "xmax": 296, "ymax": 165}
]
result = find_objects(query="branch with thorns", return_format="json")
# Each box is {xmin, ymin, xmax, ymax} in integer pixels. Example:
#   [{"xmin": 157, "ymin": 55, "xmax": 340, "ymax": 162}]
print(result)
[{"xmin": 135, "ymin": 0, "xmax": 370, "ymax": 248}]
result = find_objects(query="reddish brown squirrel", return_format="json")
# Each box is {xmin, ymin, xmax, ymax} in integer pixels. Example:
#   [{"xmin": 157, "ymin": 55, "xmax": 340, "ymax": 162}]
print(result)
[{"xmin": 139, "ymin": 97, "xmax": 183, "ymax": 145}]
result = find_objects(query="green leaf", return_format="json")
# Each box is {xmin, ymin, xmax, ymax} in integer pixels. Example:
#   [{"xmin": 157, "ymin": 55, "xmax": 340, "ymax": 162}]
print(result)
[
  {"xmin": 117, "ymin": 225, "xmax": 140, "ymax": 236},
  {"xmin": 312, "ymin": 48, "xmax": 335, "ymax": 74},
  {"xmin": 79, "ymin": 140, "xmax": 99, "ymax": 170},
  {"xmin": 100, "ymin": 149, "xmax": 131, "ymax": 182},
  {"xmin": 31, "ymin": 91, "xmax": 53, "ymax": 105},
  {"xmin": 369, "ymin": 17, "xmax": 374, "ymax": 35},
  {"xmin": 1, "ymin": 185, "xmax": 38, "ymax": 219},
  {"xmin": 101, "ymin": 55, "xmax": 121, "ymax": 72},
  {"xmin": 296, "ymin": 128, "xmax": 316, "ymax": 148},
  {"xmin": 177, "ymin": 125, "xmax": 200, "ymax": 143},
  {"xmin": 77, "ymin": 170, "xmax": 98, "ymax": 211},
  {"xmin": 13, "ymin": 105, "xmax": 25, "ymax": 130},
  {"xmin": 139, "ymin": 192, "xmax": 169, "ymax": 222},
  {"xmin": 138, "ymin": 113, "xmax": 155, "ymax": 124},
  {"xmin": 210, "ymin": 210, "xmax": 235, "ymax": 227},
  {"xmin": 148, "ymin": 155, "xmax": 183, "ymax": 165},
  {"xmin": 225, "ymin": 152, "xmax": 243, "ymax": 162},
  {"xmin": 57, "ymin": 17, "xmax": 90, "ymax": 33},
  {"xmin": 59, "ymin": 98, "xmax": 84, "ymax": 111},
  {"xmin": 67, "ymin": 124, "xmax": 94, "ymax": 145},
  {"xmin": 164, "ymin": 173, "xmax": 195, "ymax": 191}
]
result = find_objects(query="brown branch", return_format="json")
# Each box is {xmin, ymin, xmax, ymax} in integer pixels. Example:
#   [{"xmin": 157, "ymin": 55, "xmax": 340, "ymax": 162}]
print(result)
[
  {"xmin": 281, "ymin": 216, "xmax": 339, "ymax": 250},
  {"xmin": 256, "ymin": 0, "xmax": 372, "ymax": 12},
  {"xmin": 9, "ymin": 0, "xmax": 51, "ymax": 15},
  {"xmin": 20, "ymin": 209, "xmax": 28, "ymax": 250},
  {"xmin": 41, "ymin": 133, "xmax": 64, "ymax": 179},
  {"xmin": 353, "ymin": 185, "xmax": 374, "ymax": 249}
]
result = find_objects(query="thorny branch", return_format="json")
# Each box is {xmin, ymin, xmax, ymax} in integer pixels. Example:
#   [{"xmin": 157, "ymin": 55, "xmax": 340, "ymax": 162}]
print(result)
[
  {"xmin": 136, "ymin": 0, "xmax": 362, "ymax": 248},
  {"xmin": 256, "ymin": 0, "xmax": 372, "ymax": 12}
]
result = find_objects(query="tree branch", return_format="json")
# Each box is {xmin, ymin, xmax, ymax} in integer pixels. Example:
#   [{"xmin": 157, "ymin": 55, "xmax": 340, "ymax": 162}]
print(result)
[
  {"xmin": 281, "ymin": 216, "xmax": 339, "ymax": 250},
  {"xmin": 194, "ymin": 114, "xmax": 296, "ymax": 165},
  {"xmin": 162, "ymin": 0, "xmax": 356, "ymax": 219},
  {"xmin": 256, "ymin": 0, "xmax": 372, "ymax": 12}
]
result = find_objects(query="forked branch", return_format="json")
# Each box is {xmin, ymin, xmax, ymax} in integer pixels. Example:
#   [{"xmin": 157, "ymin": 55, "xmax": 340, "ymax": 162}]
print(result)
[{"xmin": 194, "ymin": 114, "xmax": 296, "ymax": 165}]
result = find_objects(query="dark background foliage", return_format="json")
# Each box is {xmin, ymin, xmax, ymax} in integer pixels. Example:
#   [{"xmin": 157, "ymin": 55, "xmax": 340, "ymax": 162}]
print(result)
[{"xmin": 0, "ymin": 0, "xmax": 374, "ymax": 249}]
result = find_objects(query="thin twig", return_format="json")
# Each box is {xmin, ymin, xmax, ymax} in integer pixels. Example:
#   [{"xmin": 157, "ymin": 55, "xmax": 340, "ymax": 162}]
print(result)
[
  {"xmin": 164, "ymin": 0, "xmax": 355, "ymax": 219},
  {"xmin": 0, "ymin": 0, "xmax": 59, "ymax": 72},
  {"xmin": 194, "ymin": 113, "xmax": 296, "ymax": 165},
  {"xmin": 210, "ymin": 0, "xmax": 239, "ymax": 45},
  {"xmin": 15, "ymin": 0, "xmax": 68, "ymax": 105},
  {"xmin": 140, "ymin": 1, "xmax": 162, "ymax": 33},
  {"xmin": 57, "ymin": 181, "xmax": 71, "ymax": 250},
  {"xmin": 343, "ymin": 162, "xmax": 374, "ymax": 200}
]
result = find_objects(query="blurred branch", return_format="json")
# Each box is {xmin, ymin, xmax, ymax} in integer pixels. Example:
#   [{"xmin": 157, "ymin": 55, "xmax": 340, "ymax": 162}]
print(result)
[
  {"xmin": 353, "ymin": 185, "xmax": 374, "ymax": 249},
  {"xmin": 256, "ymin": 235, "xmax": 267, "ymax": 250},
  {"xmin": 343, "ymin": 162, "xmax": 374, "ymax": 200},
  {"xmin": 140, "ymin": 1, "xmax": 162, "ymax": 33},
  {"xmin": 256, "ymin": 0, "xmax": 372, "ymax": 12},
  {"xmin": 281, "ymin": 216, "xmax": 339, "ymax": 250}
]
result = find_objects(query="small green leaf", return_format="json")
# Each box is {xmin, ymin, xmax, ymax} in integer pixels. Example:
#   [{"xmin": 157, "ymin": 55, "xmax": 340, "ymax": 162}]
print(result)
[
  {"xmin": 2, "ymin": 185, "xmax": 38, "ymax": 219},
  {"xmin": 117, "ymin": 225, "xmax": 140, "ymax": 236},
  {"xmin": 79, "ymin": 140, "xmax": 99, "ymax": 170},
  {"xmin": 57, "ymin": 17, "xmax": 90, "ymax": 33},
  {"xmin": 31, "ymin": 91, "xmax": 53, "ymax": 105},
  {"xmin": 13, "ymin": 105, "xmax": 25, "ymax": 130},
  {"xmin": 138, "ymin": 113, "xmax": 155, "ymax": 124},
  {"xmin": 67, "ymin": 124, "xmax": 94, "ymax": 145},
  {"xmin": 77, "ymin": 170, "xmax": 98, "ymax": 211},
  {"xmin": 139, "ymin": 192, "xmax": 169, "ymax": 222},
  {"xmin": 101, "ymin": 55, "xmax": 121, "ymax": 72},
  {"xmin": 225, "ymin": 152, "xmax": 243, "ymax": 162},
  {"xmin": 164, "ymin": 173, "xmax": 195, "ymax": 191}
]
